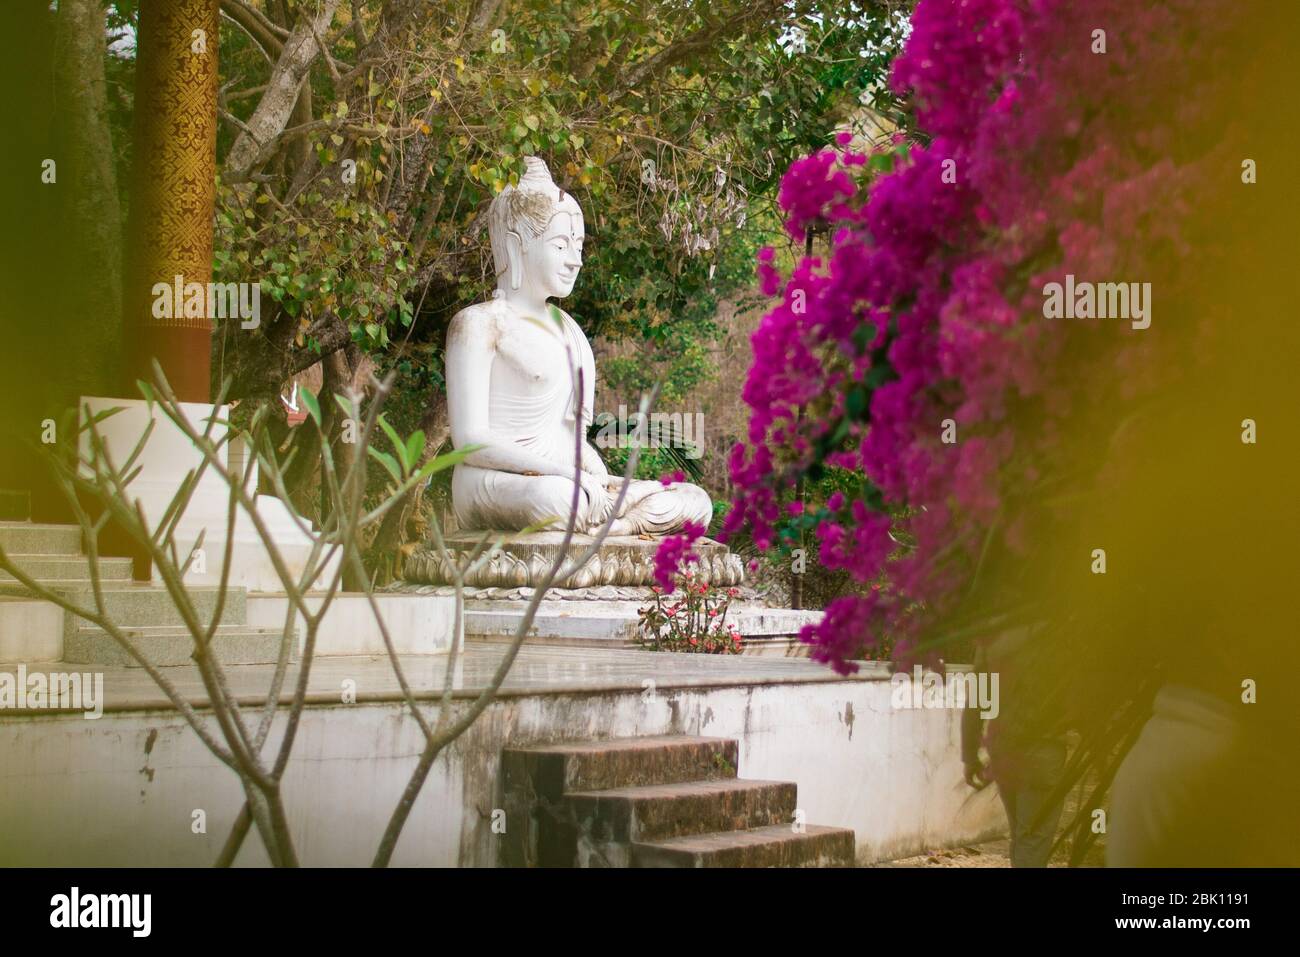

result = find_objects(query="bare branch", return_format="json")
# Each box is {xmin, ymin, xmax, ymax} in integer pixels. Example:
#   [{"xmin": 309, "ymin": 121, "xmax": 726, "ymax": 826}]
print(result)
[
  {"xmin": 219, "ymin": 9, "xmax": 279, "ymax": 64},
  {"xmin": 225, "ymin": 0, "xmax": 342, "ymax": 179}
]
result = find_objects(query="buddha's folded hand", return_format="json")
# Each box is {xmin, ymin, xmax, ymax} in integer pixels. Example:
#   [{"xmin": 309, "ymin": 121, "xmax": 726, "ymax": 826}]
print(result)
[{"xmin": 578, "ymin": 471, "xmax": 615, "ymax": 527}]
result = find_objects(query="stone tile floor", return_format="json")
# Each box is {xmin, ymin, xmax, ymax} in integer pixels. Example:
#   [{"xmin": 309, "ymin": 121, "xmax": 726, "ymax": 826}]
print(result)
[
  {"xmin": 870, "ymin": 839, "xmax": 1015, "ymax": 867},
  {"xmin": 3, "ymin": 639, "xmax": 879, "ymax": 715},
  {"xmin": 873, "ymin": 836, "xmax": 1106, "ymax": 867}
]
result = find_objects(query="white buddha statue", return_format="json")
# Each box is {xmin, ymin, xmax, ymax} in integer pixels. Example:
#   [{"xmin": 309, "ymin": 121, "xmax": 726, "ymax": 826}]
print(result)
[{"xmin": 445, "ymin": 156, "xmax": 713, "ymax": 536}]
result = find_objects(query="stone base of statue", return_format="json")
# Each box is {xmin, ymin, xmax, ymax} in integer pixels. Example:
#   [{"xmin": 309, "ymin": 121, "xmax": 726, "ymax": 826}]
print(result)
[
  {"xmin": 395, "ymin": 532, "xmax": 821, "ymax": 656},
  {"xmin": 402, "ymin": 531, "xmax": 745, "ymax": 590}
]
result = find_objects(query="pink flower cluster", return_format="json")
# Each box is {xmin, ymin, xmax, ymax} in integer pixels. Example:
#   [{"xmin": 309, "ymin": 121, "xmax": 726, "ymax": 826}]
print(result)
[
  {"xmin": 712, "ymin": 0, "xmax": 1232, "ymax": 673},
  {"xmin": 652, "ymin": 521, "xmax": 706, "ymax": 593}
]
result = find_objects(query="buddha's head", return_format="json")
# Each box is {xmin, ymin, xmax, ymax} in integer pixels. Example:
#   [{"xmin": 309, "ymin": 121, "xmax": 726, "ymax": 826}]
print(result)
[{"xmin": 488, "ymin": 157, "xmax": 584, "ymax": 301}]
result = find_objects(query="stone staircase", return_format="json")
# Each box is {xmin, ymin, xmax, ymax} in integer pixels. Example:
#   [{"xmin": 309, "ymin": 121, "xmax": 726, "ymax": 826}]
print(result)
[
  {"xmin": 0, "ymin": 521, "xmax": 289, "ymax": 667},
  {"xmin": 502, "ymin": 735, "xmax": 855, "ymax": 867}
]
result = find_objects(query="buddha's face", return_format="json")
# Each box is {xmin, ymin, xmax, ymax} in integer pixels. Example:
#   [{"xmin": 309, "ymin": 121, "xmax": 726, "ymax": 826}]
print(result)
[{"xmin": 520, "ymin": 208, "xmax": 584, "ymax": 300}]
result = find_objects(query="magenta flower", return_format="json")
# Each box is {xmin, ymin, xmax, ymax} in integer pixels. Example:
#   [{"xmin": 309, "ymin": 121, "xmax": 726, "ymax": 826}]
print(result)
[
  {"xmin": 722, "ymin": 0, "xmax": 1231, "ymax": 672},
  {"xmin": 652, "ymin": 521, "xmax": 706, "ymax": 593}
]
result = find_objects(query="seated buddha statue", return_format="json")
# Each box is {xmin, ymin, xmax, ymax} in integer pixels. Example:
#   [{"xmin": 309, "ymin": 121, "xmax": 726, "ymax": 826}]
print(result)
[{"xmin": 445, "ymin": 156, "xmax": 713, "ymax": 536}]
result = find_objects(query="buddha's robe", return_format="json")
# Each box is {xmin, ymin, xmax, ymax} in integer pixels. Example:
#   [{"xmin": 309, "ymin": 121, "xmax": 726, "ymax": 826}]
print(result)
[{"xmin": 449, "ymin": 300, "xmax": 711, "ymax": 535}]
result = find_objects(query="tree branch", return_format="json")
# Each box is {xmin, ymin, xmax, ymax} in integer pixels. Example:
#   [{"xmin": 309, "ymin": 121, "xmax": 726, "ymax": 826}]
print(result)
[
  {"xmin": 225, "ymin": 0, "xmax": 342, "ymax": 179},
  {"xmin": 607, "ymin": 0, "xmax": 784, "ymax": 106},
  {"xmin": 219, "ymin": 0, "xmax": 286, "ymax": 58}
]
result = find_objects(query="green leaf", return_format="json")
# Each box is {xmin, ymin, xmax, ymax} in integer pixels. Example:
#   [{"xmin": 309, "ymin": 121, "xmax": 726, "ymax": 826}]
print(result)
[
  {"xmin": 82, "ymin": 403, "xmax": 127, "ymax": 433},
  {"xmin": 405, "ymin": 430, "xmax": 425, "ymax": 471},
  {"xmin": 416, "ymin": 445, "xmax": 477, "ymax": 480},
  {"xmin": 377, "ymin": 414, "xmax": 406, "ymax": 471},
  {"xmin": 367, "ymin": 446, "xmax": 402, "ymax": 483},
  {"xmin": 519, "ymin": 516, "xmax": 561, "ymax": 535},
  {"xmin": 845, "ymin": 385, "xmax": 868, "ymax": 421},
  {"xmin": 333, "ymin": 393, "xmax": 356, "ymax": 420},
  {"xmin": 300, "ymin": 387, "xmax": 321, "ymax": 427}
]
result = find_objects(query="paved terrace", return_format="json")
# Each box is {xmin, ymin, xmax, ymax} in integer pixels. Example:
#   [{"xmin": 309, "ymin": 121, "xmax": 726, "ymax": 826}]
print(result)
[{"xmin": 2, "ymin": 641, "xmax": 884, "ymax": 716}]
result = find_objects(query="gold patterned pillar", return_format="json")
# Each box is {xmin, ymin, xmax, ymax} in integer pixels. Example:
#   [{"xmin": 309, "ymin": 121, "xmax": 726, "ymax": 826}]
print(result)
[{"xmin": 123, "ymin": 0, "xmax": 219, "ymax": 402}]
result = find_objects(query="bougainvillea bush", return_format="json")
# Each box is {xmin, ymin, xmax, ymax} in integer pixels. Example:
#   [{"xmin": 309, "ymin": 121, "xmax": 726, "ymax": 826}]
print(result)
[{"xmin": 658, "ymin": 0, "xmax": 1251, "ymax": 675}]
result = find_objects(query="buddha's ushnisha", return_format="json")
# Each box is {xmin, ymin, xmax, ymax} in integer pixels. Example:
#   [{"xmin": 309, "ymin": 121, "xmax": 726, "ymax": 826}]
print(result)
[{"xmin": 445, "ymin": 156, "xmax": 712, "ymax": 535}]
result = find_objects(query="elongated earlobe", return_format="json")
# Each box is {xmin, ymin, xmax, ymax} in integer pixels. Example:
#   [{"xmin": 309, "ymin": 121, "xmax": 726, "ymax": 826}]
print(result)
[{"xmin": 506, "ymin": 231, "xmax": 524, "ymax": 290}]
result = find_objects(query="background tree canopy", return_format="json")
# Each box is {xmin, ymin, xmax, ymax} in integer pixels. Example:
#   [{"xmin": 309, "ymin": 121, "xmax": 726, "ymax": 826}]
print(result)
[{"xmin": 196, "ymin": 0, "xmax": 911, "ymax": 407}]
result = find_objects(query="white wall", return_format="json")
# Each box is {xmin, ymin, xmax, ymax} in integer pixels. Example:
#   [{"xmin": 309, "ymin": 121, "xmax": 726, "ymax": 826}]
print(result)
[
  {"xmin": 0, "ymin": 676, "xmax": 1003, "ymax": 866},
  {"xmin": 246, "ymin": 593, "xmax": 459, "ymax": 657}
]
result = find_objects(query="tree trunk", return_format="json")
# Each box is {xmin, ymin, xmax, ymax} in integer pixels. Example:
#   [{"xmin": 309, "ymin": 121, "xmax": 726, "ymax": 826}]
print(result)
[
  {"xmin": 321, "ymin": 349, "xmax": 368, "ymax": 590},
  {"xmin": 53, "ymin": 0, "xmax": 123, "ymax": 399}
]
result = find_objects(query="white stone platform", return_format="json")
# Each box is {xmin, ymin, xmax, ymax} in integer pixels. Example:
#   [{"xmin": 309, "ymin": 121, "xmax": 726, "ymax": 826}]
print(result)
[
  {"xmin": 0, "ymin": 642, "xmax": 864, "ymax": 713},
  {"xmin": 246, "ymin": 592, "xmax": 457, "ymax": 657},
  {"xmin": 0, "ymin": 644, "xmax": 1004, "ymax": 866},
  {"xmin": 0, "ymin": 588, "xmax": 457, "ymax": 664},
  {"xmin": 463, "ymin": 598, "xmax": 821, "ymax": 656}
]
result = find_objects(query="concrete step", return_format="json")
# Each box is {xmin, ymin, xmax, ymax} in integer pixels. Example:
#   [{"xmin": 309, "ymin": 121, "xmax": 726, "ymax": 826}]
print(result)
[
  {"xmin": 46, "ymin": 583, "xmax": 248, "ymax": 631},
  {"xmin": 632, "ymin": 823, "xmax": 856, "ymax": 868},
  {"xmin": 503, "ymin": 735, "xmax": 738, "ymax": 797},
  {"xmin": 0, "ymin": 555, "xmax": 133, "ymax": 584},
  {"xmin": 64, "ymin": 625, "xmax": 292, "ymax": 668},
  {"xmin": 502, "ymin": 734, "xmax": 856, "ymax": 867},
  {"xmin": 563, "ymin": 778, "xmax": 798, "ymax": 844},
  {"xmin": 0, "ymin": 523, "xmax": 82, "ymax": 556}
]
